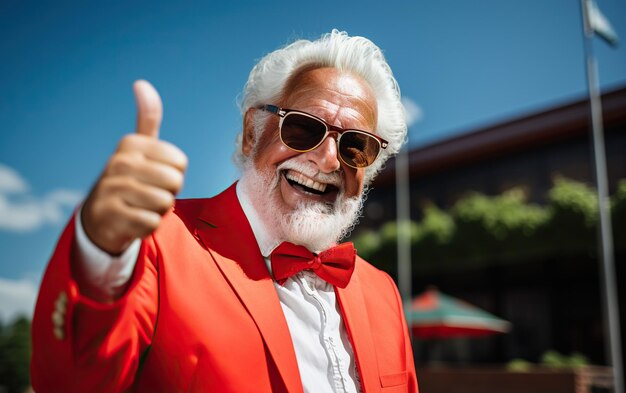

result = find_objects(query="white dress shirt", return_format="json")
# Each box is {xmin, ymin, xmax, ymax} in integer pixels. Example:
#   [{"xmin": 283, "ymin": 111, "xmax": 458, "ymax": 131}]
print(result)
[{"xmin": 74, "ymin": 183, "xmax": 361, "ymax": 393}]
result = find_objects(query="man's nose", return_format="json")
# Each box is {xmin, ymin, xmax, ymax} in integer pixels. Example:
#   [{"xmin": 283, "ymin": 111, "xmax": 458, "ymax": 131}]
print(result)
[{"xmin": 306, "ymin": 134, "xmax": 341, "ymax": 173}]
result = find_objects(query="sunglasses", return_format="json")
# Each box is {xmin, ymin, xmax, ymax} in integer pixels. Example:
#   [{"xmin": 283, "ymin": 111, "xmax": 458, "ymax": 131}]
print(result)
[{"xmin": 259, "ymin": 104, "xmax": 388, "ymax": 169}]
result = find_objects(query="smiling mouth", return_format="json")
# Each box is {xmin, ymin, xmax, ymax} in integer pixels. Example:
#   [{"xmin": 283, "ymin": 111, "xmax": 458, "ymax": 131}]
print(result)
[{"xmin": 283, "ymin": 170, "xmax": 339, "ymax": 196}]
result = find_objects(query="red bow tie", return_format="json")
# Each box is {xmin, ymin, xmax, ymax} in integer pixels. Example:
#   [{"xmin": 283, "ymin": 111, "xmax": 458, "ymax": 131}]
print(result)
[{"xmin": 270, "ymin": 242, "xmax": 356, "ymax": 288}]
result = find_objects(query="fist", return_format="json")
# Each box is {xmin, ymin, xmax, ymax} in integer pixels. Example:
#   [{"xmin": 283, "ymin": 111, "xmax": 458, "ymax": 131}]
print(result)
[{"xmin": 81, "ymin": 80, "xmax": 188, "ymax": 255}]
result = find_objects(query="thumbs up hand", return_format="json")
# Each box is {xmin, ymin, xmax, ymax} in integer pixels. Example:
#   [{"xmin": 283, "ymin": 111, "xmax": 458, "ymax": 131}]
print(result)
[{"xmin": 81, "ymin": 80, "xmax": 188, "ymax": 255}]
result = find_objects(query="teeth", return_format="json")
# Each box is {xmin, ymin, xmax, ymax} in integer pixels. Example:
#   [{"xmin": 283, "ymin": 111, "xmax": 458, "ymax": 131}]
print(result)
[{"xmin": 286, "ymin": 170, "xmax": 327, "ymax": 193}]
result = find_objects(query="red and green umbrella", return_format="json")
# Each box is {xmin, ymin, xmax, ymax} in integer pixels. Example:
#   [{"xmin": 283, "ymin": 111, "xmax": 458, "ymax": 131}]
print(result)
[{"xmin": 408, "ymin": 287, "xmax": 511, "ymax": 339}]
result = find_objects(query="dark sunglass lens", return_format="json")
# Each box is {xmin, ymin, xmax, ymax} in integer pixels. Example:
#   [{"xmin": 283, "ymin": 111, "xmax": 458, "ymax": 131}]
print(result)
[
  {"xmin": 281, "ymin": 113, "xmax": 327, "ymax": 151},
  {"xmin": 339, "ymin": 132, "xmax": 380, "ymax": 168}
]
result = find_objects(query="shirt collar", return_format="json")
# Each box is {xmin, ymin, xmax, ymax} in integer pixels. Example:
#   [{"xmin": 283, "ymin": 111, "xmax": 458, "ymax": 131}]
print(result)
[{"xmin": 236, "ymin": 181, "xmax": 281, "ymax": 273}]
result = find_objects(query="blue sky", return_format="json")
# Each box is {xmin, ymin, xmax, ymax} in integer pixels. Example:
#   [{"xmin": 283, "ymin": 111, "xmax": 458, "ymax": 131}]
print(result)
[{"xmin": 1, "ymin": 0, "xmax": 625, "ymax": 321}]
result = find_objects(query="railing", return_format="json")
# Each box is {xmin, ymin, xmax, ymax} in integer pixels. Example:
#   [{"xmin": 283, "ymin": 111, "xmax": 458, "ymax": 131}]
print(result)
[{"xmin": 416, "ymin": 366, "xmax": 614, "ymax": 393}]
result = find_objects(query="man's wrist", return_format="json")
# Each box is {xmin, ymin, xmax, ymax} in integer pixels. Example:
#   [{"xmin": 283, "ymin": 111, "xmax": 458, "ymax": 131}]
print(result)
[{"xmin": 74, "ymin": 206, "xmax": 140, "ymax": 299}]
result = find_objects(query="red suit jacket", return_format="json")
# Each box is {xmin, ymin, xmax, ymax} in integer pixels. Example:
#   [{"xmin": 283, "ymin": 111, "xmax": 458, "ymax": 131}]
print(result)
[{"xmin": 31, "ymin": 183, "xmax": 418, "ymax": 392}]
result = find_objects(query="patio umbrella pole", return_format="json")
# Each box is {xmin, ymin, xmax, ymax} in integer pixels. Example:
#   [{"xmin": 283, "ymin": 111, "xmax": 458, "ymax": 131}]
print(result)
[
  {"xmin": 580, "ymin": 1, "xmax": 624, "ymax": 392},
  {"xmin": 396, "ymin": 144, "xmax": 412, "ymax": 323}
]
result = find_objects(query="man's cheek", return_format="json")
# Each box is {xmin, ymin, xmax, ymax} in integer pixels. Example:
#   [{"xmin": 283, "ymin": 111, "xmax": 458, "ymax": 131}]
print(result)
[{"xmin": 350, "ymin": 171, "xmax": 366, "ymax": 197}]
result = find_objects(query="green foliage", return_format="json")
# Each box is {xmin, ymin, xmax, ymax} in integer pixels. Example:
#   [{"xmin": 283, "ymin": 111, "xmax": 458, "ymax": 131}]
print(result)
[
  {"xmin": 418, "ymin": 204, "xmax": 455, "ymax": 244},
  {"xmin": 541, "ymin": 350, "xmax": 569, "ymax": 368},
  {"xmin": 567, "ymin": 352, "xmax": 591, "ymax": 369},
  {"xmin": 506, "ymin": 358, "xmax": 533, "ymax": 372},
  {"xmin": 548, "ymin": 177, "xmax": 598, "ymax": 226},
  {"xmin": 352, "ymin": 177, "xmax": 625, "ymax": 274},
  {"xmin": 453, "ymin": 189, "xmax": 546, "ymax": 240},
  {"xmin": 0, "ymin": 317, "xmax": 31, "ymax": 393},
  {"xmin": 410, "ymin": 205, "xmax": 456, "ymax": 272},
  {"xmin": 543, "ymin": 177, "xmax": 598, "ymax": 254},
  {"xmin": 540, "ymin": 350, "xmax": 589, "ymax": 369},
  {"xmin": 450, "ymin": 189, "xmax": 549, "ymax": 263},
  {"xmin": 380, "ymin": 221, "xmax": 399, "ymax": 243},
  {"xmin": 506, "ymin": 351, "xmax": 589, "ymax": 371},
  {"xmin": 612, "ymin": 180, "xmax": 626, "ymax": 248},
  {"xmin": 359, "ymin": 220, "xmax": 420, "ymax": 275},
  {"xmin": 352, "ymin": 230, "xmax": 381, "ymax": 260}
]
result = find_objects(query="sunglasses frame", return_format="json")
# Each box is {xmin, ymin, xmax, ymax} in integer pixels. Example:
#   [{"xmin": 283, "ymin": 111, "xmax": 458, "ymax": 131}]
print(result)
[{"xmin": 259, "ymin": 104, "xmax": 388, "ymax": 169}]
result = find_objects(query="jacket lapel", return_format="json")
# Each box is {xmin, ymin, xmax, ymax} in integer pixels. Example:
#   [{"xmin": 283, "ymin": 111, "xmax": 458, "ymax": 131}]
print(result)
[
  {"xmin": 194, "ymin": 183, "xmax": 303, "ymax": 393},
  {"xmin": 336, "ymin": 266, "xmax": 379, "ymax": 393}
]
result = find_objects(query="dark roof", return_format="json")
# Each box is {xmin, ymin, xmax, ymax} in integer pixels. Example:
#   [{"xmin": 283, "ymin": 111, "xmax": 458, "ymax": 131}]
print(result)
[{"xmin": 374, "ymin": 85, "xmax": 626, "ymax": 187}]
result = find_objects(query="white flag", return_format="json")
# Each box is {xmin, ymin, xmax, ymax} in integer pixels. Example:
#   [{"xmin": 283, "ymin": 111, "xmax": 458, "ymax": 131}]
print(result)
[{"xmin": 587, "ymin": 0, "xmax": 619, "ymax": 47}]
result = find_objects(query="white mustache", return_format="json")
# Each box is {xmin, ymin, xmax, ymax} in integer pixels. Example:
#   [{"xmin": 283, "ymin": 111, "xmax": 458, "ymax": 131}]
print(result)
[{"xmin": 276, "ymin": 159, "xmax": 342, "ymax": 188}]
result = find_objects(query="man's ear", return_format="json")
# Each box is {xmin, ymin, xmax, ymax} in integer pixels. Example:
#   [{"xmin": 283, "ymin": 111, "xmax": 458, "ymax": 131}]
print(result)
[{"xmin": 242, "ymin": 108, "xmax": 256, "ymax": 157}]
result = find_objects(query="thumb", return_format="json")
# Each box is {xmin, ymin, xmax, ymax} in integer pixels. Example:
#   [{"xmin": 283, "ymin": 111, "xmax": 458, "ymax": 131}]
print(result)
[{"xmin": 133, "ymin": 80, "xmax": 163, "ymax": 138}]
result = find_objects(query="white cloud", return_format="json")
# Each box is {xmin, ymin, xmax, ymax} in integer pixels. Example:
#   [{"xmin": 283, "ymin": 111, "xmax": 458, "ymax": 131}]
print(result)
[
  {"xmin": 0, "ymin": 164, "xmax": 83, "ymax": 232},
  {"xmin": 401, "ymin": 96, "xmax": 424, "ymax": 128},
  {"xmin": 0, "ymin": 164, "xmax": 29, "ymax": 193},
  {"xmin": 0, "ymin": 276, "xmax": 38, "ymax": 322}
]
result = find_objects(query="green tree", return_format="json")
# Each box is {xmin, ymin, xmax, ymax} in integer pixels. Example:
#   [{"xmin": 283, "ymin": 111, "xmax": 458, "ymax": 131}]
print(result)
[{"xmin": 0, "ymin": 317, "xmax": 32, "ymax": 393}]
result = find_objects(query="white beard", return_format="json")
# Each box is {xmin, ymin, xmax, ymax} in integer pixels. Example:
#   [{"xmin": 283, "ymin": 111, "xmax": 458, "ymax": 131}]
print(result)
[{"xmin": 239, "ymin": 159, "xmax": 364, "ymax": 253}]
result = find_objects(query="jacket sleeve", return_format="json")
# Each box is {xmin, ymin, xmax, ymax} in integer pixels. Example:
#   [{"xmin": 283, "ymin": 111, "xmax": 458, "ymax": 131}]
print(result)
[{"xmin": 31, "ymin": 217, "xmax": 159, "ymax": 393}]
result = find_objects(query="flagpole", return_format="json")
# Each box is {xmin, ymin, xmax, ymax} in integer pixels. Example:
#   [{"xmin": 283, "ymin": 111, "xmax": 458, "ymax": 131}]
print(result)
[{"xmin": 580, "ymin": 1, "xmax": 624, "ymax": 392}]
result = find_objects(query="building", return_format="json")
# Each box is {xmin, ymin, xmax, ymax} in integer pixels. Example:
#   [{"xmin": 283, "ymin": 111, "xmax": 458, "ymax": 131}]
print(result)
[{"xmin": 357, "ymin": 85, "xmax": 626, "ymax": 366}]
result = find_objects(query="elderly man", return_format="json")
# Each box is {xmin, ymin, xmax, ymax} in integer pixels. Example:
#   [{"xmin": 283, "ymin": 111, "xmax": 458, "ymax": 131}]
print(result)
[{"xmin": 31, "ymin": 30, "xmax": 418, "ymax": 393}]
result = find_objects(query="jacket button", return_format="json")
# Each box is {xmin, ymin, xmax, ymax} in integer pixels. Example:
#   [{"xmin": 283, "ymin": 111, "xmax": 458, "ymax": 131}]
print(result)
[
  {"xmin": 52, "ymin": 291, "xmax": 67, "ymax": 340},
  {"xmin": 53, "ymin": 326, "xmax": 65, "ymax": 340}
]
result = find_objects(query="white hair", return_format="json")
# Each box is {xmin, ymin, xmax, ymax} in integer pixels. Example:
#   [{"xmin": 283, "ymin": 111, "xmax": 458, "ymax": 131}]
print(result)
[{"xmin": 234, "ymin": 29, "xmax": 407, "ymax": 184}]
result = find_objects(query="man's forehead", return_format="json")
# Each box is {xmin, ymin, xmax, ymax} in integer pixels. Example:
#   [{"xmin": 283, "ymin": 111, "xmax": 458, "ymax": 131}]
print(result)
[{"xmin": 281, "ymin": 67, "xmax": 378, "ymax": 127}]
